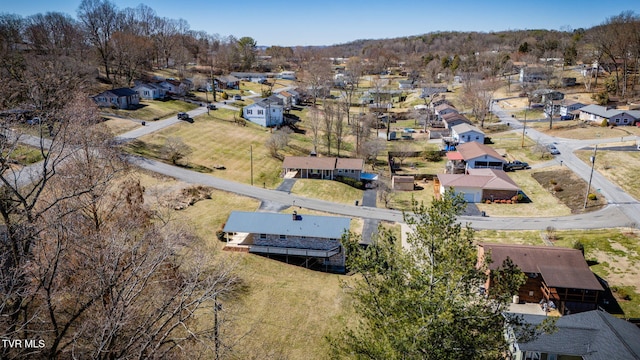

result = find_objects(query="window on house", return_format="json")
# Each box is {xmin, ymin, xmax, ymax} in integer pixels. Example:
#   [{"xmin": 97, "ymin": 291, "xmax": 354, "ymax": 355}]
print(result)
[
  {"xmin": 258, "ymin": 110, "xmax": 264, "ymax": 115},
  {"xmin": 247, "ymin": 110, "xmax": 253, "ymax": 115},
  {"xmin": 279, "ymin": 234, "xmax": 286, "ymax": 240},
  {"xmin": 524, "ymin": 352, "xmax": 541, "ymax": 360},
  {"xmin": 259, "ymin": 233, "xmax": 267, "ymax": 239}
]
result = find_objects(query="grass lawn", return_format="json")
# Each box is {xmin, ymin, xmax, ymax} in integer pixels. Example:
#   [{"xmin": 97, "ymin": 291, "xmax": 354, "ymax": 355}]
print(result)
[
  {"xmin": 487, "ymin": 131, "xmax": 553, "ymax": 164},
  {"xmin": 291, "ymin": 179, "xmax": 364, "ymax": 205},
  {"xmin": 102, "ymin": 99, "xmax": 199, "ymax": 121},
  {"xmin": 476, "ymin": 169, "xmax": 573, "ymax": 217},
  {"xmin": 135, "ymin": 170, "xmax": 348, "ymax": 359},
  {"xmin": 386, "ymin": 182, "xmax": 435, "ymax": 210},
  {"xmin": 127, "ymin": 112, "xmax": 286, "ymax": 188},
  {"xmin": 4, "ymin": 144, "xmax": 44, "ymax": 165},
  {"xmin": 553, "ymin": 228, "xmax": 640, "ymax": 318},
  {"xmin": 103, "ymin": 117, "xmax": 141, "ymax": 135},
  {"xmin": 575, "ymin": 148, "xmax": 640, "ymax": 201},
  {"xmin": 475, "ymin": 230, "xmax": 546, "ymax": 246}
]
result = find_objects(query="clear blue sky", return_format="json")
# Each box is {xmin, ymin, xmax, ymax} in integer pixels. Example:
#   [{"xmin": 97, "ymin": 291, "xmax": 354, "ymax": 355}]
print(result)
[{"xmin": 2, "ymin": 0, "xmax": 638, "ymax": 46}]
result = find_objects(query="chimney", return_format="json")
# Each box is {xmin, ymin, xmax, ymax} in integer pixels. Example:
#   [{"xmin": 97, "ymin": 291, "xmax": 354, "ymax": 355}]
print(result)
[{"xmin": 292, "ymin": 211, "xmax": 298, "ymax": 221}]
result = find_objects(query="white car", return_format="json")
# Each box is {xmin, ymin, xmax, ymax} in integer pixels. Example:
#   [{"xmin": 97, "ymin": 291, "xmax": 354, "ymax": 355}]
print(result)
[{"xmin": 547, "ymin": 144, "xmax": 560, "ymax": 155}]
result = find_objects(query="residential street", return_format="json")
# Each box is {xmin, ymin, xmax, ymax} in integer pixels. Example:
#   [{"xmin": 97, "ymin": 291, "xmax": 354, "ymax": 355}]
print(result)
[{"xmin": 13, "ymin": 97, "xmax": 640, "ymax": 231}]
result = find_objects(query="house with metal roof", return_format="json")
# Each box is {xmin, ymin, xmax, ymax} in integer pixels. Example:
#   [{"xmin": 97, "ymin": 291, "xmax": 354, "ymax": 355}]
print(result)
[
  {"xmin": 222, "ymin": 211, "xmax": 351, "ymax": 272},
  {"xmin": 506, "ymin": 310, "xmax": 640, "ymax": 360},
  {"xmin": 436, "ymin": 168, "xmax": 519, "ymax": 203},
  {"xmin": 579, "ymin": 104, "xmax": 640, "ymax": 126},
  {"xmin": 479, "ymin": 243, "xmax": 604, "ymax": 315},
  {"xmin": 282, "ymin": 156, "xmax": 364, "ymax": 181}
]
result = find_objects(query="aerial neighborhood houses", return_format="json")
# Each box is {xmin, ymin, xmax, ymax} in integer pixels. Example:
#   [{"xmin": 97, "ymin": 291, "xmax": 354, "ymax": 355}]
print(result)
[
  {"xmin": 242, "ymin": 96, "xmax": 284, "ymax": 127},
  {"xmin": 578, "ymin": 104, "xmax": 640, "ymax": 126},
  {"xmin": 92, "ymin": 77, "xmax": 193, "ymax": 108}
]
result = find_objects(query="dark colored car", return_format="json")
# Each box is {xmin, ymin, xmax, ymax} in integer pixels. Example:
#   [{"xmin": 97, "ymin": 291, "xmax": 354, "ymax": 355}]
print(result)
[
  {"xmin": 503, "ymin": 160, "xmax": 530, "ymax": 171},
  {"xmin": 177, "ymin": 112, "xmax": 189, "ymax": 120},
  {"xmin": 207, "ymin": 104, "xmax": 217, "ymax": 110},
  {"xmin": 233, "ymin": 95, "xmax": 242, "ymax": 100}
]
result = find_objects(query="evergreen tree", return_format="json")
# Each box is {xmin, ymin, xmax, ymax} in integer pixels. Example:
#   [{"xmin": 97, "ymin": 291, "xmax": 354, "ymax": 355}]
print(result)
[{"xmin": 330, "ymin": 191, "xmax": 531, "ymax": 359}]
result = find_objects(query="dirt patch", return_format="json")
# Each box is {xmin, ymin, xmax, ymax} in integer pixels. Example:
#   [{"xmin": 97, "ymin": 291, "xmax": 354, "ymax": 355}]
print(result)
[
  {"xmin": 531, "ymin": 169, "xmax": 607, "ymax": 213},
  {"xmin": 144, "ymin": 182, "xmax": 213, "ymax": 210}
]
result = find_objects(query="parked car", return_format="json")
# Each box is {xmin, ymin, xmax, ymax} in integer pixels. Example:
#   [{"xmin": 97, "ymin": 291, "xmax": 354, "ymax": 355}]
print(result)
[
  {"xmin": 233, "ymin": 95, "xmax": 242, "ymax": 100},
  {"xmin": 503, "ymin": 160, "xmax": 530, "ymax": 171},
  {"xmin": 547, "ymin": 144, "xmax": 560, "ymax": 155},
  {"xmin": 560, "ymin": 115, "xmax": 573, "ymax": 120},
  {"xmin": 207, "ymin": 104, "xmax": 217, "ymax": 110},
  {"xmin": 26, "ymin": 117, "xmax": 41, "ymax": 125},
  {"xmin": 177, "ymin": 112, "xmax": 189, "ymax": 120}
]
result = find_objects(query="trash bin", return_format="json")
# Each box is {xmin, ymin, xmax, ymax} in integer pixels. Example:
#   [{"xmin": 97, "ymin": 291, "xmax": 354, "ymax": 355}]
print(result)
[
  {"xmin": 355, "ymin": 200, "xmax": 359, "ymax": 206},
  {"xmin": 141, "ymin": 121, "xmax": 146, "ymax": 126},
  {"xmin": 481, "ymin": 211, "xmax": 486, "ymax": 217}
]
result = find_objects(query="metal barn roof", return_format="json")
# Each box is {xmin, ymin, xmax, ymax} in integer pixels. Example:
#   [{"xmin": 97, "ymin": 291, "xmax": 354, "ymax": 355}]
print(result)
[{"xmin": 223, "ymin": 211, "xmax": 351, "ymax": 239}]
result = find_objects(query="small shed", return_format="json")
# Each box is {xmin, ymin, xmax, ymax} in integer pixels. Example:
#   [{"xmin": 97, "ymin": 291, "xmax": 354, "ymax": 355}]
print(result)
[{"xmin": 392, "ymin": 175, "xmax": 414, "ymax": 191}]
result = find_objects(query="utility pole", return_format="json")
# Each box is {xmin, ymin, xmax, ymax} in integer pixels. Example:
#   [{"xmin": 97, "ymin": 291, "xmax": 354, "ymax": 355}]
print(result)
[
  {"xmin": 583, "ymin": 145, "xmax": 598, "ymax": 209},
  {"xmin": 521, "ymin": 107, "xmax": 527, "ymax": 148},
  {"xmin": 214, "ymin": 294, "xmax": 221, "ymax": 360},
  {"xmin": 250, "ymin": 145, "xmax": 253, "ymax": 186}
]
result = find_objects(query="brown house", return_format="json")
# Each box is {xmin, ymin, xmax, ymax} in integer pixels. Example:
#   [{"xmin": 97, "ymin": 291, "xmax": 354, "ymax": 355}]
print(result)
[
  {"xmin": 478, "ymin": 243, "xmax": 604, "ymax": 315},
  {"xmin": 282, "ymin": 156, "xmax": 364, "ymax": 180}
]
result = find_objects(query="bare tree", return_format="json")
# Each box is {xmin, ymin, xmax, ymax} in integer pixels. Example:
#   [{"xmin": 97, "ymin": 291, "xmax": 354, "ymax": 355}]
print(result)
[
  {"xmin": 352, "ymin": 113, "xmax": 375, "ymax": 157},
  {"xmin": 265, "ymin": 128, "xmax": 291, "ymax": 160},
  {"xmin": 392, "ymin": 142, "xmax": 414, "ymax": 167},
  {"xmin": 77, "ymin": 0, "xmax": 120, "ymax": 81},
  {"xmin": 377, "ymin": 180, "xmax": 394, "ymax": 209},
  {"xmin": 322, "ymin": 101, "xmax": 335, "ymax": 156},
  {"xmin": 361, "ymin": 138, "xmax": 386, "ymax": 170},
  {"xmin": 162, "ymin": 136, "xmax": 192, "ymax": 165},
  {"xmin": 301, "ymin": 57, "xmax": 332, "ymax": 105},
  {"xmin": 333, "ymin": 101, "xmax": 346, "ymax": 157},
  {"xmin": 459, "ymin": 77, "xmax": 501, "ymax": 128},
  {"xmin": 308, "ymin": 106, "xmax": 322, "ymax": 154}
]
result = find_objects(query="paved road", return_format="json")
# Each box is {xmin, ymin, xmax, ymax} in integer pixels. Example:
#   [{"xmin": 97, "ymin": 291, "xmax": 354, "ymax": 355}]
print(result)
[
  {"xmin": 13, "ymin": 96, "xmax": 639, "ymax": 231},
  {"xmin": 492, "ymin": 103, "xmax": 640, "ymax": 227},
  {"xmin": 128, "ymin": 155, "xmax": 635, "ymax": 230}
]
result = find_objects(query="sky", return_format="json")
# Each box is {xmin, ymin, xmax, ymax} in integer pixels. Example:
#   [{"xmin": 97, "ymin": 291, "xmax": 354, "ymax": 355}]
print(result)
[{"xmin": 2, "ymin": 0, "xmax": 638, "ymax": 46}]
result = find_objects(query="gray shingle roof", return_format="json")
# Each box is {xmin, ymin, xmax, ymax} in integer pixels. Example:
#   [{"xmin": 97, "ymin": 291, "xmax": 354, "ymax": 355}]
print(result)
[{"xmin": 513, "ymin": 310, "xmax": 640, "ymax": 359}]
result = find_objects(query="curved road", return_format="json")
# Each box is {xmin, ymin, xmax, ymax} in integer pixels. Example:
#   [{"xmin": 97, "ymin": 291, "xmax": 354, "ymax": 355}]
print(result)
[{"xmin": 107, "ymin": 98, "xmax": 640, "ymax": 231}]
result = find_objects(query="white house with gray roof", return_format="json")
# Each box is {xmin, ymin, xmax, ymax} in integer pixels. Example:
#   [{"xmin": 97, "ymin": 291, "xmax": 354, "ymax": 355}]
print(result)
[
  {"xmin": 242, "ymin": 98, "xmax": 284, "ymax": 127},
  {"xmin": 450, "ymin": 123, "xmax": 485, "ymax": 144},
  {"xmin": 223, "ymin": 211, "xmax": 351, "ymax": 272},
  {"xmin": 579, "ymin": 104, "xmax": 640, "ymax": 126}
]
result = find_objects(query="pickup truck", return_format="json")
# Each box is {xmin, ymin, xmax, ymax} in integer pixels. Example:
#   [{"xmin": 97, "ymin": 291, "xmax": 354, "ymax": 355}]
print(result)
[{"xmin": 503, "ymin": 160, "xmax": 530, "ymax": 171}]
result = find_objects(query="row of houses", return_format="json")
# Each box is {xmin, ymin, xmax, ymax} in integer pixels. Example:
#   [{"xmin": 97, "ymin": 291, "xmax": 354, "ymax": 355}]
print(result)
[{"xmin": 92, "ymin": 78, "xmax": 193, "ymax": 109}]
